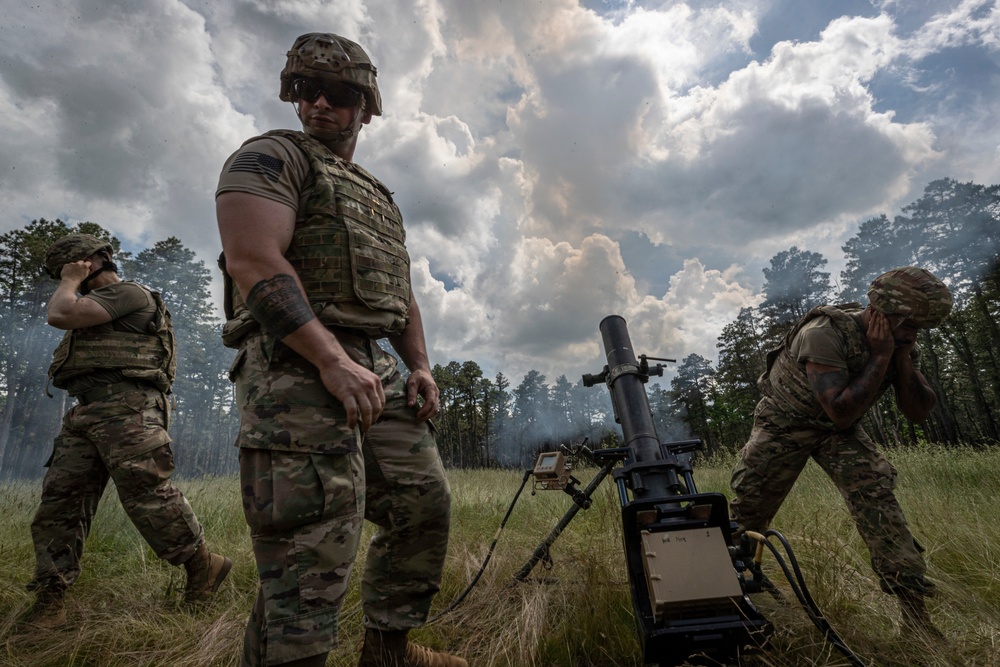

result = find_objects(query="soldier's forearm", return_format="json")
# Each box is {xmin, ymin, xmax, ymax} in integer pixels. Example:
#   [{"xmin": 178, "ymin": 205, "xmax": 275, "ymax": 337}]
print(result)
[
  {"xmin": 245, "ymin": 273, "xmax": 317, "ymax": 340},
  {"xmin": 809, "ymin": 354, "xmax": 891, "ymax": 428},
  {"xmin": 47, "ymin": 282, "xmax": 82, "ymax": 326},
  {"xmin": 839, "ymin": 354, "xmax": 892, "ymax": 421},
  {"xmin": 893, "ymin": 359, "xmax": 937, "ymax": 422},
  {"xmin": 244, "ymin": 273, "xmax": 364, "ymax": 377},
  {"xmin": 388, "ymin": 296, "xmax": 431, "ymax": 374}
]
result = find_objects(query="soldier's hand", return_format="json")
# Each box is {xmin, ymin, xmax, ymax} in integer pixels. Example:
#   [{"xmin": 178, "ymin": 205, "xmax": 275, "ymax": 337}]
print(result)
[
  {"xmin": 406, "ymin": 369, "xmax": 440, "ymax": 421},
  {"xmin": 893, "ymin": 337, "xmax": 917, "ymax": 358},
  {"xmin": 866, "ymin": 309, "xmax": 895, "ymax": 358},
  {"xmin": 319, "ymin": 361, "xmax": 386, "ymax": 433},
  {"xmin": 60, "ymin": 260, "xmax": 92, "ymax": 283}
]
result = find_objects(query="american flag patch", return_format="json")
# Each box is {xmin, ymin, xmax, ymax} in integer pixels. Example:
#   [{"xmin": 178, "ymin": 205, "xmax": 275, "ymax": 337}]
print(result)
[{"xmin": 228, "ymin": 152, "xmax": 285, "ymax": 183}]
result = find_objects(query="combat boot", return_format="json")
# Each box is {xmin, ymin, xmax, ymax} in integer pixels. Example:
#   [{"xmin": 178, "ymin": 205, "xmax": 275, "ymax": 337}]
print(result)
[
  {"xmin": 183, "ymin": 542, "xmax": 233, "ymax": 603},
  {"xmin": 897, "ymin": 590, "xmax": 944, "ymax": 640},
  {"xmin": 358, "ymin": 629, "xmax": 468, "ymax": 667},
  {"xmin": 23, "ymin": 589, "xmax": 67, "ymax": 629}
]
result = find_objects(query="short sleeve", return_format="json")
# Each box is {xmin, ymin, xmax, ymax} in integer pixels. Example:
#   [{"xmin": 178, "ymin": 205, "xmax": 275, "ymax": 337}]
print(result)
[
  {"xmin": 83, "ymin": 282, "xmax": 155, "ymax": 333},
  {"xmin": 790, "ymin": 317, "xmax": 849, "ymax": 369},
  {"xmin": 216, "ymin": 135, "xmax": 310, "ymax": 211}
]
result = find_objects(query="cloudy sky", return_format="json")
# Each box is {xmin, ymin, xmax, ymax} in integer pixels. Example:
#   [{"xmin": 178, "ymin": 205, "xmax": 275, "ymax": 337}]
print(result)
[{"xmin": 2, "ymin": 0, "xmax": 999, "ymax": 386}]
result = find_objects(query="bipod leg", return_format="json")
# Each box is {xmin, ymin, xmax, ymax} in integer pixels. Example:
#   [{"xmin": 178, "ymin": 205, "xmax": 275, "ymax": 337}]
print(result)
[
  {"xmin": 512, "ymin": 461, "xmax": 615, "ymax": 583},
  {"xmin": 761, "ymin": 572, "xmax": 783, "ymax": 601}
]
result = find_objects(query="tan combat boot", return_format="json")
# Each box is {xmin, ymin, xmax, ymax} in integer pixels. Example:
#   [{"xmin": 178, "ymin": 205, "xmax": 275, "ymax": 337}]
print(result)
[
  {"xmin": 358, "ymin": 629, "xmax": 468, "ymax": 667},
  {"xmin": 898, "ymin": 590, "xmax": 944, "ymax": 640},
  {"xmin": 183, "ymin": 542, "xmax": 233, "ymax": 603},
  {"xmin": 23, "ymin": 589, "xmax": 67, "ymax": 629}
]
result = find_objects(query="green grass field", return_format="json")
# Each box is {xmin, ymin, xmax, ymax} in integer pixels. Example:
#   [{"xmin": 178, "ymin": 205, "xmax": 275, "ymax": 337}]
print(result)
[{"xmin": 2, "ymin": 445, "xmax": 999, "ymax": 666}]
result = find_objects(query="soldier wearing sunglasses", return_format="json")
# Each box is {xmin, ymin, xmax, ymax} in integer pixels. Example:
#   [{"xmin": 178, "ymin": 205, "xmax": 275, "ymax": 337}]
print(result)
[{"xmin": 216, "ymin": 33, "xmax": 463, "ymax": 667}]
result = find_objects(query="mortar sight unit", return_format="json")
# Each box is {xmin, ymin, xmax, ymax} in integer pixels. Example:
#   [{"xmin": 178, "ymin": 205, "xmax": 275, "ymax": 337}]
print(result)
[{"xmin": 582, "ymin": 315, "xmax": 771, "ymax": 666}]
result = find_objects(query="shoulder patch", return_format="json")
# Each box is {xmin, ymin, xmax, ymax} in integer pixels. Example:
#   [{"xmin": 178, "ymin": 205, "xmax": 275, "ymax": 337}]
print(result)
[{"xmin": 228, "ymin": 151, "xmax": 286, "ymax": 183}]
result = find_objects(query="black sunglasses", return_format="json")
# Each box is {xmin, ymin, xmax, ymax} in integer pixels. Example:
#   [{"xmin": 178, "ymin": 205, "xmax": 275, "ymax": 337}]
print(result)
[{"xmin": 291, "ymin": 78, "xmax": 363, "ymax": 108}]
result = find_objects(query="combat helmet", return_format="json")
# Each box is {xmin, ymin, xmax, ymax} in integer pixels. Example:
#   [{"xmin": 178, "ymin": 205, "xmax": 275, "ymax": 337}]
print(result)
[
  {"xmin": 279, "ymin": 32, "xmax": 382, "ymax": 116},
  {"xmin": 867, "ymin": 266, "xmax": 953, "ymax": 328},
  {"xmin": 45, "ymin": 233, "xmax": 113, "ymax": 280}
]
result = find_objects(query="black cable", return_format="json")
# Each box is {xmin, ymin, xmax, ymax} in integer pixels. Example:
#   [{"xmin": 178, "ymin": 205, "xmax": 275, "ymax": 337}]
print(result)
[
  {"xmin": 763, "ymin": 530, "xmax": 827, "ymax": 620},
  {"xmin": 426, "ymin": 469, "xmax": 534, "ymax": 624},
  {"xmin": 751, "ymin": 529, "xmax": 869, "ymax": 667}
]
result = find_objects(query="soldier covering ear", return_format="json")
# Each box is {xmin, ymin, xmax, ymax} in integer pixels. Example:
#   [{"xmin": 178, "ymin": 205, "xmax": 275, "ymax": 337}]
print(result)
[{"xmin": 730, "ymin": 265, "xmax": 951, "ymax": 638}]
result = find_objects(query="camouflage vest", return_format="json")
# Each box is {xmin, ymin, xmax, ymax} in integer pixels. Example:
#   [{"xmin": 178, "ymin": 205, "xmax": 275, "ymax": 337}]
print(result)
[
  {"xmin": 48, "ymin": 286, "xmax": 177, "ymax": 393},
  {"xmin": 221, "ymin": 130, "xmax": 411, "ymax": 347},
  {"xmin": 758, "ymin": 304, "xmax": 867, "ymax": 424}
]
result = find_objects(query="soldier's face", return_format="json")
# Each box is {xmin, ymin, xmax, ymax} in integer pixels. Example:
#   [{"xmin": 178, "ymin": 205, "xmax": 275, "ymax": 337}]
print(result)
[
  {"xmin": 295, "ymin": 79, "xmax": 371, "ymax": 135},
  {"xmin": 887, "ymin": 314, "xmax": 921, "ymax": 346}
]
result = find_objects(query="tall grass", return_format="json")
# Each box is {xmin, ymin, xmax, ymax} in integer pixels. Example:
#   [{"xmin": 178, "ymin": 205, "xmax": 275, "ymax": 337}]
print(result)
[{"xmin": 2, "ymin": 445, "xmax": 999, "ymax": 666}]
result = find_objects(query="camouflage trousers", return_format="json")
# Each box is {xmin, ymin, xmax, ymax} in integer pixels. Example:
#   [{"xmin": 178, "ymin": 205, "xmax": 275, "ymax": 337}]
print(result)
[
  {"xmin": 29, "ymin": 387, "xmax": 204, "ymax": 593},
  {"xmin": 729, "ymin": 406, "xmax": 927, "ymax": 595},
  {"xmin": 233, "ymin": 331, "xmax": 451, "ymax": 667}
]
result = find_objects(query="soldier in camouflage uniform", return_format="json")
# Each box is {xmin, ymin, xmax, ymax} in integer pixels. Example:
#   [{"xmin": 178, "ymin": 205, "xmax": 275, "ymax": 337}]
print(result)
[
  {"xmin": 730, "ymin": 266, "xmax": 953, "ymax": 636},
  {"xmin": 24, "ymin": 233, "xmax": 232, "ymax": 629},
  {"xmin": 216, "ymin": 33, "xmax": 464, "ymax": 667}
]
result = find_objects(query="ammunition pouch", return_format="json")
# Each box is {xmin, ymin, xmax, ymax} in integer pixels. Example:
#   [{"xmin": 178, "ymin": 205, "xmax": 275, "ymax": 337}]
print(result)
[
  {"xmin": 218, "ymin": 251, "xmax": 261, "ymax": 349},
  {"xmin": 222, "ymin": 309, "xmax": 260, "ymax": 349}
]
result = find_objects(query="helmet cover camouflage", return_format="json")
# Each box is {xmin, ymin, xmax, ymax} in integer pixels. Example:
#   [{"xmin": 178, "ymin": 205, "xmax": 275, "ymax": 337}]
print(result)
[
  {"xmin": 867, "ymin": 266, "xmax": 953, "ymax": 328},
  {"xmin": 45, "ymin": 233, "xmax": 113, "ymax": 279},
  {"xmin": 279, "ymin": 32, "xmax": 382, "ymax": 116}
]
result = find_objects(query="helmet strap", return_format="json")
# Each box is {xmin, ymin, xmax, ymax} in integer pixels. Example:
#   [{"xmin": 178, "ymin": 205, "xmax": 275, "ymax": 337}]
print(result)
[
  {"xmin": 294, "ymin": 98, "xmax": 366, "ymax": 143},
  {"xmin": 79, "ymin": 257, "xmax": 117, "ymax": 295}
]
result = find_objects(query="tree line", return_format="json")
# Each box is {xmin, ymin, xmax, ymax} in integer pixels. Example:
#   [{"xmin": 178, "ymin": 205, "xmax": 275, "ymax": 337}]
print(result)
[
  {"xmin": 0, "ymin": 177, "xmax": 996, "ymax": 478},
  {"xmin": 429, "ymin": 178, "xmax": 1000, "ymax": 465}
]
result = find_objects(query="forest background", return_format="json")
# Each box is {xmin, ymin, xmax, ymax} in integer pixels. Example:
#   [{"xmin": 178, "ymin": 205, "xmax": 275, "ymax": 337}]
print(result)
[{"xmin": 0, "ymin": 176, "xmax": 998, "ymax": 481}]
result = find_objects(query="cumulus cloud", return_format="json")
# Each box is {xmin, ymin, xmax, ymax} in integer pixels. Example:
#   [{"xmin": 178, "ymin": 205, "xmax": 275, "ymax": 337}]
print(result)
[
  {"xmin": 2, "ymin": 0, "xmax": 998, "ymax": 387},
  {"xmin": 0, "ymin": 0, "xmax": 251, "ymax": 256}
]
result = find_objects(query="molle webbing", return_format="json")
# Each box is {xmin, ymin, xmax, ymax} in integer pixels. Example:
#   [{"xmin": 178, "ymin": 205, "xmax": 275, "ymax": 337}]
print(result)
[
  {"xmin": 267, "ymin": 130, "xmax": 410, "ymax": 331},
  {"xmin": 48, "ymin": 331, "xmax": 169, "ymax": 390}
]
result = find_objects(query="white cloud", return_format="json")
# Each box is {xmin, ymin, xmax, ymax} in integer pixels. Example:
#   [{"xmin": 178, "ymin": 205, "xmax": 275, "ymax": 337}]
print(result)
[
  {"xmin": 906, "ymin": 0, "xmax": 1000, "ymax": 57},
  {"xmin": 1, "ymin": 0, "xmax": 996, "ymax": 389},
  {"xmin": 629, "ymin": 14, "xmax": 938, "ymax": 247},
  {"xmin": 0, "ymin": 0, "xmax": 252, "ymax": 257}
]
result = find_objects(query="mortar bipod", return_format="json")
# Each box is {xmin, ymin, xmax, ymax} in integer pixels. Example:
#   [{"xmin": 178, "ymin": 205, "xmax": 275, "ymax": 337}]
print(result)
[{"xmin": 513, "ymin": 445, "xmax": 624, "ymax": 582}]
